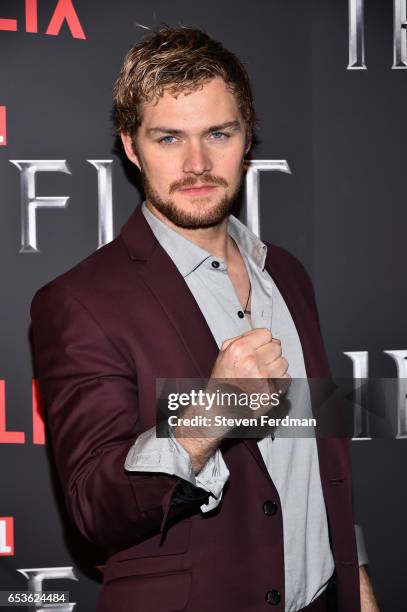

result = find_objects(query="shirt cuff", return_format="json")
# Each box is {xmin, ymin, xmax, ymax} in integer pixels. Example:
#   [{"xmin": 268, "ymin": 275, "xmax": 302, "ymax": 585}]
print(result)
[
  {"xmin": 354, "ymin": 524, "xmax": 369, "ymax": 566},
  {"xmin": 195, "ymin": 446, "xmax": 230, "ymax": 513},
  {"xmin": 124, "ymin": 426, "xmax": 230, "ymax": 512}
]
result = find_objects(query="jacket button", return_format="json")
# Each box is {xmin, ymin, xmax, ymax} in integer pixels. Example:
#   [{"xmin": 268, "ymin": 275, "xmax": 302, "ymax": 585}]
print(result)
[
  {"xmin": 266, "ymin": 589, "xmax": 281, "ymax": 605},
  {"xmin": 263, "ymin": 500, "xmax": 278, "ymax": 516}
]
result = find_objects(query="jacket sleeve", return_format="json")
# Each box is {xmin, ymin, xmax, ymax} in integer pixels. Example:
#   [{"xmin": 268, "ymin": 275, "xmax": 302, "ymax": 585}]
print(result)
[{"xmin": 30, "ymin": 281, "xmax": 209, "ymax": 556}]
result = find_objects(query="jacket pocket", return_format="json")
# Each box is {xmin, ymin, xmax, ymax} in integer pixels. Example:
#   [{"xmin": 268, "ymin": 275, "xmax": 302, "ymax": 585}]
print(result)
[
  {"xmin": 97, "ymin": 569, "xmax": 192, "ymax": 612},
  {"xmin": 109, "ymin": 517, "xmax": 191, "ymax": 563},
  {"xmin": 103, "ymin": 551, "xmax": 188, "ymax": 583}
]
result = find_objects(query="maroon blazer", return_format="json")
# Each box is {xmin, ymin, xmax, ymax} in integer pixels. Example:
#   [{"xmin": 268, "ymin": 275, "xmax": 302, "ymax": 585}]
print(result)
[{"xmin": 30, "ymin": 204, "xmax": 360, "ymax": 612}]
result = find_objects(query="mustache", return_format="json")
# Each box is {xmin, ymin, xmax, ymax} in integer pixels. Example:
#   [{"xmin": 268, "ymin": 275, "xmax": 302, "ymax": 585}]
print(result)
[{"xmin": 169, "ymin": 175, "xmax": 228, "ymax": 194}]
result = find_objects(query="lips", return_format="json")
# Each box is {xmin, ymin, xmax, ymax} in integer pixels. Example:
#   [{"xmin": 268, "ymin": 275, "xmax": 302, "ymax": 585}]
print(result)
[{"xmin": 179, "ymin": 185, "xmax": 218, "ymax": 195}]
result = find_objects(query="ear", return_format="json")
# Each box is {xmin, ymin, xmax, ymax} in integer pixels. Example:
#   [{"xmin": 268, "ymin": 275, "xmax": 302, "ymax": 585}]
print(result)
[{"xmin": 120, "ymin": 133, "xmax": 141, "ymax": 169}]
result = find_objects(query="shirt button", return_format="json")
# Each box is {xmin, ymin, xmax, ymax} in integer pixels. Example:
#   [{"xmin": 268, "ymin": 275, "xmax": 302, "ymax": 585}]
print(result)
[
  {"xmin": 266, "ymin": 589, "xmax": 281, "ymax": 605},
  {"xmin": 237, "ymin": 310, "xmax": 245, "ymax": 319},
  {"xmin": 263, "ymin": 500, "xmax": 278, "ymax": 516},
  {"xmin": 211, "ymin": 260, "xmax": 220, "ymax": 268}
]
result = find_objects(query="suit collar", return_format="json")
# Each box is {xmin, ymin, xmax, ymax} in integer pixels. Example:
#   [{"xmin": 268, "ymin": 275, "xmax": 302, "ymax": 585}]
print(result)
[
  {"xmin": 120, "ymin": 203, "xmax": 158, "ymax": 261},
  {"xmin": 120, "ymin": 204, "xmax": 219, "ymax": 378},
  {"xmin": 263, "ymin": 246, "xmax": 331, "ymax": 379}
]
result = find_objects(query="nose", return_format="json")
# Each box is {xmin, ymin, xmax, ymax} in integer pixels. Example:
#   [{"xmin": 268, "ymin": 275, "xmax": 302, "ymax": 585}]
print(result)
[{"xmin": 182, "ymin": 140, "xmax": 212, "ymax": 175}]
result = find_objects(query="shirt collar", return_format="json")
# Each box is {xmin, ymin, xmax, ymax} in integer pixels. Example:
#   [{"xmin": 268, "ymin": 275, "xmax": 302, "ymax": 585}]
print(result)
[
  {"xmin": 141, "ymin": 201, "xmax": 267, "ymax": 277},
  {"xmin": 227, "ymin": 214, "xmax": 268, "ymax": 270}
]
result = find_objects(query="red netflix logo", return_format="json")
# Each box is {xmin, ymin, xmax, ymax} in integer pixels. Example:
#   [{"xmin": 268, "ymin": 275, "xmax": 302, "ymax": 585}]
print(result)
[
  {"xmin": 0, "ymin": 517, "xmax": 14, "ymax": 556},
  {"xmin": 0, "ymin": 0, "xmax": 86, "ymax": 40},
  {"xmin": 0, "ymin": 107, "xmax": 6, "ymax": 146},
  {"xmin": 0, "ymin": 379, "xmax": 45, "ymax": 445}
]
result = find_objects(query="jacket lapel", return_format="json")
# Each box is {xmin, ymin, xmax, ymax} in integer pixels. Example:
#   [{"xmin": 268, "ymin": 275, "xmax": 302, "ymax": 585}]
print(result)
[
  {"xmin": 120, "ymin": 204, "xmax": 219, "ymax": 378},
  {"xmin": 263, "ymin": 246, "xmax": 331, "ymax": 378}
]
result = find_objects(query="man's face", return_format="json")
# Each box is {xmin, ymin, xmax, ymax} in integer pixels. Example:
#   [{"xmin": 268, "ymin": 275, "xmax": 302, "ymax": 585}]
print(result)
[{"xmin": 121, "ymin": 77, "xmax": 250, "ymax": 229}]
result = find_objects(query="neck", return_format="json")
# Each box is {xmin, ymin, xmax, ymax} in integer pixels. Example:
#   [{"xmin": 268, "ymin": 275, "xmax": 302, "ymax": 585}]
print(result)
[{"xmin": 145, "ymin": 201, "xmax": 236, "ymax": 262}]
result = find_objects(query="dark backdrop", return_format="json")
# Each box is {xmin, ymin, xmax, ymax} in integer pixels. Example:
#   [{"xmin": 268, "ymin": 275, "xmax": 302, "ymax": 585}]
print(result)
[{"xmin": 0, "ymin": 1, "xmax": 405, "ymax": 609}]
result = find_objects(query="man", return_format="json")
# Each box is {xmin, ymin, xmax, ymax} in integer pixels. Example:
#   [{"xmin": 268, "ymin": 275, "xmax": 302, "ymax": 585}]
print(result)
[{"xmin": 30, "ymin": 25, "xmax": 379, "ymax": 612}]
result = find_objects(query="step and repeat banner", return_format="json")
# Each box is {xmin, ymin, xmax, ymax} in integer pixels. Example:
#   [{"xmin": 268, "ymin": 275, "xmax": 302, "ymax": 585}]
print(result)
[{"xmin": 1, "ymin": 1, "xmax": 406, "ymax": 610}]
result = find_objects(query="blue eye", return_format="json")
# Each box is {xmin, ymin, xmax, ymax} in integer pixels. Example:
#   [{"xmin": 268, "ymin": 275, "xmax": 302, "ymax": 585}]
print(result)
[
  {"xmin": 211, "ymin": 131, "xmax": 229, "ymax": 140},
  {"xmin": 159, "ymin": 135, "xmax": 177, "ymax": 144}
]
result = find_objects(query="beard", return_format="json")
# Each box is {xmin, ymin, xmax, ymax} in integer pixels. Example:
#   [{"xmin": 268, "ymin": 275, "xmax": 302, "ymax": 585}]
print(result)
[{"xmin": 139, "ymin": 168, "xmax": 244, "ymax": 229}]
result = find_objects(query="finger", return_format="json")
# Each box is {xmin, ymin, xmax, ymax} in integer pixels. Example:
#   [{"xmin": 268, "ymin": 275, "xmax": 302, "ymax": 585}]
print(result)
[
  {"xmin": 241, "ymin": 328, "xmax": 274, "ymax": 350},
  {"xmin": 264, "ymin": 356, "xmax": 289, "ymax": 378},
  {"xmin": 255, "ymin": 341, "xmax": 282, "ymax": 364},
  {"xmin": 221, "ymin": 328, "xmax": 273, "ymax": 354},
  {"xmin": 220, "ymin": 334, "xmax": 243, "ymax": 352}
]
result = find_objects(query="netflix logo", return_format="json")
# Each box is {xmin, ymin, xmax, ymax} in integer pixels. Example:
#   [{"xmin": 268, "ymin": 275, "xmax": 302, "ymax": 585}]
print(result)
[
  {"xmin": 0, "ymin": 517, "xmax": 14, "ymax": 556},
  {"xmin": 0, "ymin": 106, "xmax": 6, "ymax": 146},
  {"xmin": 0, "ymin": 0, "xmax": 86, "ymax": 40},
  {"xmin": 0, "ymin": 380, "xmax": 45, "ymax": 445}
]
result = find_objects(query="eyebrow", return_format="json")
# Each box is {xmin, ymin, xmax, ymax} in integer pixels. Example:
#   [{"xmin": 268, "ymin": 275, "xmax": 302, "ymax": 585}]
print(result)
[{"xmin": 146, "ymin": 120, "xmax": 242, "ymax": 137}]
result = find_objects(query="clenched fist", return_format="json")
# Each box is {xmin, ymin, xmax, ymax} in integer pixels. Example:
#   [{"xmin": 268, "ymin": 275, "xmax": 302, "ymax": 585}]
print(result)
[
  {"xmin": 174, "ymin": 328, "xmax": 290, "ymax": 473},
  {"xmin": 210, "ymin": 328, "xmax": 290, "ymax": 381}
]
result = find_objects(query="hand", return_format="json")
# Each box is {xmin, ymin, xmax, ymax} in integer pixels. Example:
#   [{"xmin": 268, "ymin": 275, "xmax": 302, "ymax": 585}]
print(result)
[
  {"xmin": 174, "ymin": 328, "xmax": 290, "ymax": 473},
  {"xmin": 212, "ymin": 327, "xmax": 289, "ymax": 378},
  {"xmin": 210, "ymin": 327, "xmax": 291, "ymax": 397},
  {"xmin": 203, "ymin": 328, "xmax": 291, "ymax": 437},
  {"xmin": 359, "ymin": 566, "xmax": 380, "ymax": 612}
]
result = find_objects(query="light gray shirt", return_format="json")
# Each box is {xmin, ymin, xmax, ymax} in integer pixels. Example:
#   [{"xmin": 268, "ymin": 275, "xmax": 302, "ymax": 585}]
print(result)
[{"xmin": 125, "ymin": 202, "xmax": 366, "ymax": 612}]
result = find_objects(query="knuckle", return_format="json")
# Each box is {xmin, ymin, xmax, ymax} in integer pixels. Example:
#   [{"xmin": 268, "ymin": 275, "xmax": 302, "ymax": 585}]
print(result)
[
  {"xmin": 242, "ymin": 354, "xmax": 257, "ymax": 374},
  {"xmin": 273, "ymin": 343, "xmax": 282, "ymax": 357},
  {"xmin": 281, "ymin": 356, "xmax": 289, "ymax": 370},
  {"xmin": 267, "ymin": 356, "xmax": 288, "ymax": 376},
  {"xmin": 261, "ymin": 328, "xmax": 272, "ymax": 342},
  {"xmin": 221, "ymin": 339, "xmax": 231, "ymax": 351},
  {"xmin": 274, "ymin": 357, "xmax": 286, "ymax": 370},
  {"xmin": 229, "ymin": 338, "xmax": 247, "ymax": 357}
]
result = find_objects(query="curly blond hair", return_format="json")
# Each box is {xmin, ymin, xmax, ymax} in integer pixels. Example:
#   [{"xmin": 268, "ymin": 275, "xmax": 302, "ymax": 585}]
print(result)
[{"xmin": 112, "ymin": 24, "xmax": 256, "ymax": 147}]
